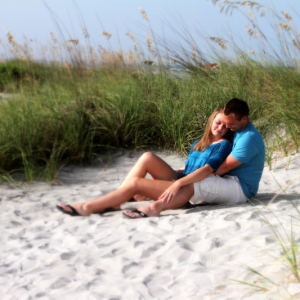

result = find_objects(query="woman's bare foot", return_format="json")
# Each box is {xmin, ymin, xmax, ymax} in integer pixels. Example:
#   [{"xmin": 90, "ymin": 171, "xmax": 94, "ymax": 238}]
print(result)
[
  {"xmin": 133, "ymin": 194, "xmax": 148, "ymax": 202},
  {"xmin": 123, "ymin": 203, "xmax": 160, "ymax": 219}
]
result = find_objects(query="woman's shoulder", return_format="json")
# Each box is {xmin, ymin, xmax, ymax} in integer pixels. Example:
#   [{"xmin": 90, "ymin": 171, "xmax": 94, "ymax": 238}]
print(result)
[{"xmin": 210, "ymin": 139, "xmax": 232, "ymax": 150}]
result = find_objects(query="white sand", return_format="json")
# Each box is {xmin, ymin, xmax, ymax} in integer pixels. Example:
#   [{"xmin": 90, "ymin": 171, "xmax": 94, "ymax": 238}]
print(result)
[{"xmin": 1, "ymin": 150, "xmax": 300, "ymax": 300}]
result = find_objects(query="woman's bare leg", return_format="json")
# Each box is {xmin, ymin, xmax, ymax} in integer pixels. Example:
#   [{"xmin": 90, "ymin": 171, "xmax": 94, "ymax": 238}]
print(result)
[
  {"xmin": 120, "ymin": 152, "xmax": 178, "ymax": 187},
  {"xmin": 57, "ymin": 177, "xmax": 189, "ymax": 216},
  {"xmin": 120, "ymin": 152, "xmax": 179, "ymax": 201}
]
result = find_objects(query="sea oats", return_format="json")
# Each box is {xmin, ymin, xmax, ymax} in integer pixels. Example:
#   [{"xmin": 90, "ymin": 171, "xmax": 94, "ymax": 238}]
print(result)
[
  {"xmin": 126, "ymin": 33, "xmax": 138, "ymax": 51},
  {"xmin": 67, "ymin": 39, "xmax": 79, "ymax": 45},
  {"xmin": 292, "ymin": 37, "xmax": 300, "ymax": 53},
  {"xmin": 143, "ymin": 60, "xmax": 155, "ymax": 66},
  {"xmin": 279, "ymin": 23, "xmax": 292, "ymax": 31},
  {"xmin": 146, "ymin": 34, "xmax": 152, "ymax": 48},
  {"xmin": 245, "ymin": 26, "xmax": 258, "ymax": 38},
  {"xmin": 292, "ymin": 57, "xmax": 299, "ymax": 67},
  {"xmin": 145, "ymin": 33, "xmax": 157, "ymax": 57},
  {"xmin": 5, "ymin": 29, "xmax": 19, "ymax": 50},
  {"xmin": 115, "ymin": 51, "xmax": 124, "ymax": 63},
  {"xmin": 102, "ymin": 31, "xmax": 112, "ymax": 39},
  {"xmin": 50, "ymin": 32, "xmax": 58, "ymax": 44},
  {"xmin": 191, "ymin": 45, "xmax": 196, "ymax": 62},
  {"xmin": 139, "ymin": 7, "xmax": 148, "ymax": 21},
  {"xmin": 201, "ymin": 63, "xmax": 220, "ymax": 70},
  {"xmin": 126, "ymin": 50, "xmax": 136, "ymax": 64},
  {"xmin": 281, "ymin": 11, "xmax": 292, "ymax": 21},
  {"xmin": 209, "ymin": 37, "xmax": 227, "ymax": 50},
  {"xmin": 82, "ymin": 27, "xmax": 90, "ymax": 39},
  {"xmin": 98, "ymin": 45, "xmax": 108, "ymax": 57}
]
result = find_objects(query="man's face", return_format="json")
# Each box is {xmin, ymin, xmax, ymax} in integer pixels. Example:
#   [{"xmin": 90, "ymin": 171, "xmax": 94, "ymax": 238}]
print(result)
[{"xmin": 221, "ymin": 113, "xmax": 246, "ymax": 132}]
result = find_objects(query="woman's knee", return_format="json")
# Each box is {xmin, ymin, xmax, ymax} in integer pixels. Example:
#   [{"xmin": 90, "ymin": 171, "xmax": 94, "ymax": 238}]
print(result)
[
  {"xmin": 140, "ymin": 151, "xmax": 156, "ymax": 162},
  {"xmin": 128, "ymin": 177, "xmax": 142, "ymax": 191}
]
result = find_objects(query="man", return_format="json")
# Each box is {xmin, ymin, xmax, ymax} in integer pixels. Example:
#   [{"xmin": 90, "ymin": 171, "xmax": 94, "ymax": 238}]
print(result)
[
  {"xmin": 124, "ymin": 98, "xmax": 265, "ymax": 218},
  {"xmin": 188, "ymin": 98, "xmax": 265, "ymax": 206}
]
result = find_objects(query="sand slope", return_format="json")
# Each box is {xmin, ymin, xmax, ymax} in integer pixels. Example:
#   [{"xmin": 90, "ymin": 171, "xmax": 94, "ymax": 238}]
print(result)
[{"xmin": 1, "ymin": 151, "xmax": 300, "ymax": 299}]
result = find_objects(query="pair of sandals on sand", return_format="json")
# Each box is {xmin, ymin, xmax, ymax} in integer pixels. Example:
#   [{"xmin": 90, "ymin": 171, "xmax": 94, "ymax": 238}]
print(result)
[
  {"xmin": 56, "ymin": 204, "xmax": 148, "ymax": 219},
  {"xmin": 56, "ymin": 200, "xmax": 197, "ymax": 219}
]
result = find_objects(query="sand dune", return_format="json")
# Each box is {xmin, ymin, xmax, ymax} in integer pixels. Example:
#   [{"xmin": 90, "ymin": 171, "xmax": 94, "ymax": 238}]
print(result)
[{"xmin": 1, "ymin": 150, "xmax": 300, "ymax": 299}]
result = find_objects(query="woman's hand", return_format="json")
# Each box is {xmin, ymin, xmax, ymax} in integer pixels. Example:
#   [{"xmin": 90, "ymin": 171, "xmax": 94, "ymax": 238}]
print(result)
[{"xmin": 158, "ymin": 181, "xmax": 182, "ymax": 203}]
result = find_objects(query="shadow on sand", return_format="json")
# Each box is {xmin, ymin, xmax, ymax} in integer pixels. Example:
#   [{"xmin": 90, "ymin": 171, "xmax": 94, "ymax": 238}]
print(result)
[{"xmin": 182, "ymin": 193, "xmax": 300, "ymax": 214}]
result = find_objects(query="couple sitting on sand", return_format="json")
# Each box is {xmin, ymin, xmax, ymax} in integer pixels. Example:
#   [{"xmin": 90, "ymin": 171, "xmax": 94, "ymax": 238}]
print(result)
[{"xmin": 57, "ymin": 98, "xmax": 265, "ymax": 218}]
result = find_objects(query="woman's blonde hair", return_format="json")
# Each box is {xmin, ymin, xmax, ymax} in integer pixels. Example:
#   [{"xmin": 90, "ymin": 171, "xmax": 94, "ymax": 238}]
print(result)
[{"xmin": 193, "ymin": 106, "xmax": 232, "ymax": 151}]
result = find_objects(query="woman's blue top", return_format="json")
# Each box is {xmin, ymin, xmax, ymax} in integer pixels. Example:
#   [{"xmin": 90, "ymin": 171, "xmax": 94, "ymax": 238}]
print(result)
[{"xmin": 181, "ymin": 140, "xmax": 232, "ymax": 177}]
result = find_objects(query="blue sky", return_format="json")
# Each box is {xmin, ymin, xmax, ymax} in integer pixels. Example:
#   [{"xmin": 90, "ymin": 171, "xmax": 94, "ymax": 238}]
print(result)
[{"xmin": 1, "ymin": 0, "xmax": 300, "ymax": 61}]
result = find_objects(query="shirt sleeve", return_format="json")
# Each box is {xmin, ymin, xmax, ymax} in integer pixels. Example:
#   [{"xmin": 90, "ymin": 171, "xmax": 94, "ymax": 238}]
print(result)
[
  {"xmin": 206, "ymin": 141, "xmax": 232, "ymax": 171},
  {"xmin": 231, "ymin": 132, "xmax": 259, "ymax": 163}
]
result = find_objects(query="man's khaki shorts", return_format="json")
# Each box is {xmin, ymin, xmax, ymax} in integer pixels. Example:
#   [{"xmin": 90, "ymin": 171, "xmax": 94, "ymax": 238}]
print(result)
[{"xmin": 190, "ymin": 174, "xmax": 247, "ymax": 205}]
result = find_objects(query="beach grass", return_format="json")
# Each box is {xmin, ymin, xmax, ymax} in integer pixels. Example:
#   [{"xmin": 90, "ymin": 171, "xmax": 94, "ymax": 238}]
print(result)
[{"xmin": 0, "ymin": 56, "xmax": 298, "ymax": 180}]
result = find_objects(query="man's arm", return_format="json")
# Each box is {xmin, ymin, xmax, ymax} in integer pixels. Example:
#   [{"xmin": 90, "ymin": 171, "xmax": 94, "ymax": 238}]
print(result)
[{"xmin": 214, "ymin": 154, "xmax": 242, "ymax": 176}]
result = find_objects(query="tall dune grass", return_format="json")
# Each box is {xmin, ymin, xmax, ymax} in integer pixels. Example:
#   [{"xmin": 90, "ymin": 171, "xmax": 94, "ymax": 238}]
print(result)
[{"xmin": 0, "ymin": 0, "xmax": 299, "ymax": 181}]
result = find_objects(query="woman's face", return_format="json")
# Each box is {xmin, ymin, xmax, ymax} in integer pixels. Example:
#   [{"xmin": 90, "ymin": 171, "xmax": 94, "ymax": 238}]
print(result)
[{"xmin": 211, "ymin": 113, "xmax": 228, "ymax": 139}]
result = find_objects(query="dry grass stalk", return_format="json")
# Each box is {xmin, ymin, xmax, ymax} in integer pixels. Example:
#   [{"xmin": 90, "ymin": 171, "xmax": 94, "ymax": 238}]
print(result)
[
  {"xmin": 217, "ymin": 1, "xmax": 266, "ymax": 17},
  {"xmin": 279, "ymin": 23, "xmax": 292, "ymax": 31},
  {"xmin": 5, "ymin": 29, "xmax": 19, "ymax": 51},
  {"xmin": 126, "ymin": 50, "xmax": 137, "ymax": 64},
  {"xmin": 126, "ymin": 33, "xmax": 138, "ymax": 52},
  {"xmin": 143, "ymin": 60, "xmax": 155, "ymax": 66},
  {"xmin": 145, "ymin": 33, "xmax": 157, "ymax": 57},
  {"xmin": 292, "ymin": 37, "xmax": 300, "ymax": 53},
  {"xmin": 102, "ymin": 31, "xmax": 112, "ymax": 39},
  {"xmin": 50, "ymin": 32, "xmax": 58, "ymax": 44},
  {"xmin": 209, "ymin": 37, "xmax": 227, "ymax": 50},
  {"xmin": 281, "ymin": 11, "xmax": 292, "ymax": 21},
  {"xmin": 201, "ymin": 63, "xmax": 220, "ymax": 70},
  {"xmin": 245, "ymin": 25, "xmax": 259, "ymax": 38},
  {"xmin": 67, "ymin": 39, "xmax": 79, "ymax": 45},
  {"xmin": 139, "ymin": 7, "xmax": 148, "ymax": 21},
  {"xmin": 191, "ymin": 45, "xmax": 197, "ymax": 62},
  {"xmin": 292, "ymin": 57, "xmax": 299, "ymax": 67},
  {"xmin": 82, "ymin": 27, "xmax": 90, "ymax": 39}
]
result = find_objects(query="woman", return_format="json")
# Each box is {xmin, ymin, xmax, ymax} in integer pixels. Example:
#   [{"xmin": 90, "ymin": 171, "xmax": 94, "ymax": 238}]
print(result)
[{"xmin": 56, "ymin": 107, "xmax": 233, "ymax": 218}]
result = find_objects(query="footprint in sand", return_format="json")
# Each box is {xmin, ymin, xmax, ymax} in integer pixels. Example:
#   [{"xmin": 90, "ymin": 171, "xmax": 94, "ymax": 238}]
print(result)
[{"xmin": 60, "ymin": 251, "xmax": 76, "ymax": 260}]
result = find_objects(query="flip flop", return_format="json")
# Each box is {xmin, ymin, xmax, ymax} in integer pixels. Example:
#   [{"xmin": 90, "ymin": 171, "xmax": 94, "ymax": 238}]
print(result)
[
  {"xmin": 56, "ymin": 204, "xmax": 81, "ymax": 216},
  {"xmin": 123, "ymin": 209, "xmax": 148, "ymax": 219},
  {"xmin": 98, "ymin": 207, "xmax": 121, "ymax": 214}
]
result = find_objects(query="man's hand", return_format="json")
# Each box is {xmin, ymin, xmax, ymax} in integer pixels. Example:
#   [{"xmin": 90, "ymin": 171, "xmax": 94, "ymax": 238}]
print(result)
[{"xmin": 215, "ymin": 154, "xmax": 242, "ymax": 176}]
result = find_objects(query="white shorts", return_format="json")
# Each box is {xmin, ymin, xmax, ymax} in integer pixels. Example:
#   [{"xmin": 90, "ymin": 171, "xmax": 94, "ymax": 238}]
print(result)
[{"xmin": 190, "ymin": 175, "xmax": 247, "ymax": 205}]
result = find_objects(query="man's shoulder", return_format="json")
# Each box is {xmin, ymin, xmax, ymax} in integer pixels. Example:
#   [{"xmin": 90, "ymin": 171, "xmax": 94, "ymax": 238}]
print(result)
[{"xmin": 236, "ymin": 123, "xmax": 263, "ymax": 140}]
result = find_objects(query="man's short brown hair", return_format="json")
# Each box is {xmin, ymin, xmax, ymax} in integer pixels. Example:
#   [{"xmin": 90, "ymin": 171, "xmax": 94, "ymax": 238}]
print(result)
[{"xmin": 224, "ymin": 98, "xmax": 249, "ymax": 121}]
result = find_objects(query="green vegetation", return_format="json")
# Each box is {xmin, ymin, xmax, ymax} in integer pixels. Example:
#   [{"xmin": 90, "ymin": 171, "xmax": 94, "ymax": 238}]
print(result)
[
  {"xmin": 0, "ymin": 0, "xmax": 299, "ymax": 184},
  {"xmin": 1, "ymin": 57, "xmax": 295, "ymax": 182}
]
